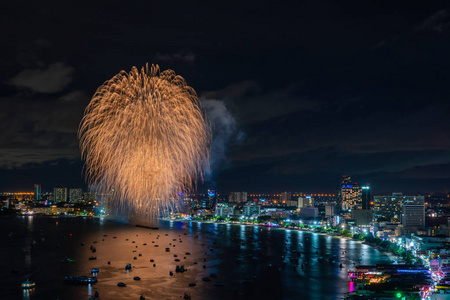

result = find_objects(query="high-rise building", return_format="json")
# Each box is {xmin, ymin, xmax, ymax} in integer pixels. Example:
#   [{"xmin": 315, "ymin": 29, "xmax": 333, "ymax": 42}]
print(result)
[
  {"xmin": 373, "ymin": 194, "xmax": 424, "ymax": 223},
  {"xmin": 298, "ymin": 196, "xmax": 314, "ymax": 208},
  {"xmin": 243, "ymin": 205, "xmax": 261, "ymax": 217},
  {"xmin": 338, "ymin": 176, "xmax": 363, "ymax": 214},
  {"xmin": 215, "ymin": 203, "xmax": 234, "ymax": 218},
  {"xmin": 280, "ymin": 191, "xmax": 292, "ymax": 203},
  {"xmin": 69, "ymin": 188, "xmax": 83, "ymax": 203},
  {"xmin": 207, "ymin": 189, "xmax": 217, "ymax": 208},
  {"xmin": 325, "ymin": 205, "xmax": 335, "ymax": 217},
  {"xmin": 361, "ymin": 185, "xmax": 371, "ymax": 209},
  {"xmin": 34, "ymin": 184, "xmax": 41, "ymax": 201},
  {"xmin": 229, "ymin": 192, "xmax": 247, "ymax": 203},
  {"xmin": 352, "ymin": 183, "xmax": 362, "ymax": 210},
  {"xmin": 402, "ymin": 205, "xmax": 425, "ymax": 230},
  {"xmin": 338, "ymin": 175, "xmax": 353, "ymax": 212},
  {"xmin": 53, "ymin": 188, "xmax": 67, "ymax": 203}
]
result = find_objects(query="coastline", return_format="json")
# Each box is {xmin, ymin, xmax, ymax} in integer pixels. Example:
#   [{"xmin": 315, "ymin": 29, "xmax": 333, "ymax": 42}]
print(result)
[{"xmin": 161, "ymin": 218, "xmax": 397, "ymax": 264}]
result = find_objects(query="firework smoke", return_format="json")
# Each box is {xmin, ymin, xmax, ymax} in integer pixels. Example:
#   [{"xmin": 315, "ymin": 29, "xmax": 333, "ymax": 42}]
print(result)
[{"xmin": 79, "ymin": 64, "xmax": 211, "ymax": 222}]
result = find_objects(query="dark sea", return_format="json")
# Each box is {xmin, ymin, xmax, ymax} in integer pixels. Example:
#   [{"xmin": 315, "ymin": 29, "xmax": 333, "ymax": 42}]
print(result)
[{"xmin": 0, "ymin": 216, "xmax": 391, "ymax": 300}]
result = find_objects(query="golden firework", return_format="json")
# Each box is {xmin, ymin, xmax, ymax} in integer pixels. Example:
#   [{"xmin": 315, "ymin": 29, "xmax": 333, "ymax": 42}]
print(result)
[{"xmin": 79, "ymin": 64, "xmax": 211, "ymax": 221}]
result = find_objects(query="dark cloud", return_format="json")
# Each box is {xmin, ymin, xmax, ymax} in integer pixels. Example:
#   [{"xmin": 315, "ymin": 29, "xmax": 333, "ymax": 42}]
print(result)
[
  {"xmin": 415, "ymin": 9, "xmax": 450, "ymax": 33},
  {"xmin": 8, "ymin": 62, "xmax": 74, "ymax": 93}
]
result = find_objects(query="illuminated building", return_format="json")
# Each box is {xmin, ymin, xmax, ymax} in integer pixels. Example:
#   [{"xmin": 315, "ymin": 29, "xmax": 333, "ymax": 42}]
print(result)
[
  {"xmin": 298, "ymin": 196, "xmax": 314, "ymax": 208},
  {"xmin": 338, "ymin": 176, "xmax": 363, "ymax": 215},
  {"xmin": 280, "ymin": 191, "xmax": 291, "ymax": 204},
  {"xmin": 352, "ymin": 183, "xmax": 362, "ymax": 209},
  {"xmin": 53, "ymin": 188, "xmax": 68, "ymax": 203},
  {"xmin": 243, "ymin": 204, "xmax": 261, "ymax": 217},
  {"xmin": 69, "ymin": 188, "xmax": 83, "ymax": 203},
  {"xmin": 229, "ymin": 192, "xmax": 247, "ymax": 203},
  {"xmin": 373, "ymin": 193, "xmax": 424, "ymax": 223},
  {"xmin": 325, "ymin": 205, "xmax": 335, "ymax": 217},
  {"xmin": 338, "ymin": 175, "xmax": 353, "ymax": 212},
  {"xmin": 215, "ymin": 203, "xmax": 234, "ymax": 218},
  {"xmin": 34, "ymin": 184, "xmax": 41, "ymax": 201},
  {"xmin": 207, "ymin": 189, "xmax": 217, "ymax": 208}
]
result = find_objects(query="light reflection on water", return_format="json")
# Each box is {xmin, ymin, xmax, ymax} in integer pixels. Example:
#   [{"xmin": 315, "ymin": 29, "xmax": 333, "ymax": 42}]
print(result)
[{"xmin": 0, "ymin": 216, "xmax": 392, "ymax": 300}]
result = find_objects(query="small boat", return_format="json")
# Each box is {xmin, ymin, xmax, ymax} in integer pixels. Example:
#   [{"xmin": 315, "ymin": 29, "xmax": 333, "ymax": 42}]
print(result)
[
  {"xmin": 185, "ymin": 252, "xmax": 191, "ymax": 255},
  {"xmin": 64, "ymin": 276, "xmax": 98, "ymax": 284},
  {"xmin": 21, "ymin": 278, "xmax": 35, "ymax": 289},
  {"xmin": 133, "ymin": 276, "xmax": 141, "ymax": 281},
  {"xmin": 188, "ymin": 283, "xmax": 196, "ymax": 287},
  {"xmin": 117, "ymin": 282, "xmax": 126, "ymax": 287},
  {"xmin": 91, "ymin": 268, "xmax": 100, "ymax": 273},
  {"xmin": 125, "ymin": 264, "xmax": 132, "ymax": 270},
  {"xmin": 175, "ymin": 259, "xmax": 180, "ymax": 262},
  {"xmin": 169, "ymin": 271, "xmax": 173, "ymax": 276},
  {"xmin": 150, "ymin": 259, "xmax": 154, "ymax": 262}
]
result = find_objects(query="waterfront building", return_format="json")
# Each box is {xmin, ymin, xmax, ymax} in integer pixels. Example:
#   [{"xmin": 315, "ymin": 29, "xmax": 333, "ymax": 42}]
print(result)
[
  {"xmin": 243, "ymin": 204, "xmax": 261, "ymax": 217},
  {"xmin": 34, "ymin": 184, "xmax": 42, "ymax": 201},
  {"xmin": 229, "ymin": 192, "xmax": 247, "ymax": 203},
  {"xmin": 373, "ymin": 193, "xmax": 424, "ymax": 223},
  {"xmin": 53, "ymin": 188, "xmax": 68, "ymax": 203},
  {"xmin": 215, "ymin": 203, "xmax": 234, "ymax": 218},
  {"xmin": 69, "ymin": 188, "xmax": 83, "ymax": 203}
]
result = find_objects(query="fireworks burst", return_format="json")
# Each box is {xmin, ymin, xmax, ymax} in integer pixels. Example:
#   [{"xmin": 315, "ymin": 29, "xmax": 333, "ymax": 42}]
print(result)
[{"xmin": 79, "ymin": 64, "xmax": 211, "ymax": 222}]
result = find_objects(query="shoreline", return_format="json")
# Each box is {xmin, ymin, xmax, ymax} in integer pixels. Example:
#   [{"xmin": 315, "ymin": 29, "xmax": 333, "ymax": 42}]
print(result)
[{"xmin": 161, "ymin": 218, "xmax": 398, "ymax": 264}]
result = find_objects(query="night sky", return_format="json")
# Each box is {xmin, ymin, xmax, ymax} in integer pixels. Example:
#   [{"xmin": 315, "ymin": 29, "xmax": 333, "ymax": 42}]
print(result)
[{"xmin": 1, "ymin": 1, "xmax": 450, "ymax": 194}]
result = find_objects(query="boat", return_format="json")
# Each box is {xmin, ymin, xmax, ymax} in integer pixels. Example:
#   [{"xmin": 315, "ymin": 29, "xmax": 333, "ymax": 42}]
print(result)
[
  {"xmin": 125, "ymin": 264, "xmax": 132, "ymax": 270},
  {"xmin": 169, "ymin": 271, "xmax": 173, "ymax": 276},
  {"xmin": 135, "ymin": 225, "xmax": 159, "ymax": 230},
  {"xmin": 21, "ymin": 278, "xmax": 36, "ymax": 289},
  {"xmin": 188, "ymin": 283, "xmax": 196, "ymax": 287},
  {"xmin": 91, "ymin": 268, "xmax": 100, "ymax": 273},
  {"xmin": 64, "ymin": 276, "xmax": 98, "ymax": 284},
  {"xmin": 117, "ymin": 282, "xmax": 126, "ymax": 287},
  {"xmin": 133, "ymin": 276, "xmax": 141, "ymax": 281}
]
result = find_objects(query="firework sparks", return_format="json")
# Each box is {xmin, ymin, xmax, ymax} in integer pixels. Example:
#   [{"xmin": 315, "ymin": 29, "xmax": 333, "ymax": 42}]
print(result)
[{"xmin": 79, "ymin": 64, "xmax": 211, "ymax": 221}]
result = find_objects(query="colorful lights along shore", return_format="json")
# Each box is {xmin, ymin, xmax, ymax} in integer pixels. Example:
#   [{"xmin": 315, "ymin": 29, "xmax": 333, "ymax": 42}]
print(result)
[{"xmin": 78, "ymin": 64, "xmax": 211, "ymax": 222}]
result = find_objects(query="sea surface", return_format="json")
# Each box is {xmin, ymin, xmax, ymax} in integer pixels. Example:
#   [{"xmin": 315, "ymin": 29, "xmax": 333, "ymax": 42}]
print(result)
[{"xmin": 0, "ymin": 216, "xmax": 392, "ymax": 300}]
